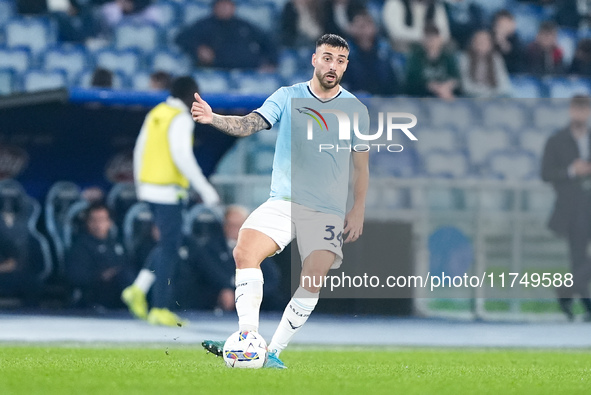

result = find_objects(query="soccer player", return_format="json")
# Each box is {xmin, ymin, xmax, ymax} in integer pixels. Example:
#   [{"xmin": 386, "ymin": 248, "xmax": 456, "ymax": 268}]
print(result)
[
  {"xmin": 192, "ymin": 34, "xmax": 369, "ymax": 368},
  {"xmin": 122, "ymin": 76, "xmax": 220, "ymax": 326}
]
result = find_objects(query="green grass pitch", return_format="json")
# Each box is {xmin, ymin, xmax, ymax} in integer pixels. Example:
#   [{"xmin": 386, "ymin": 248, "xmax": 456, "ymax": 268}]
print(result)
[{"xmin": 1, "ymin": 345, "xmax": 590, "ymax": 394}]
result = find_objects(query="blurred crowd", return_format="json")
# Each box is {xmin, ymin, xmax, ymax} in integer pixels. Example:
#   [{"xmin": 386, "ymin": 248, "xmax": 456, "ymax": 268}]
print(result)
[{"xmin": 5, "ymin": 0, "xmax": 591, "ymax": 97}]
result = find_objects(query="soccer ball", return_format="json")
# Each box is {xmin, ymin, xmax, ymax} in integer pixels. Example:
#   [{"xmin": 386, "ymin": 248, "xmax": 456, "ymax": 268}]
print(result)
[{"xmin": 223, "ymin": 330, "xmax": 267, "ymax": 369}]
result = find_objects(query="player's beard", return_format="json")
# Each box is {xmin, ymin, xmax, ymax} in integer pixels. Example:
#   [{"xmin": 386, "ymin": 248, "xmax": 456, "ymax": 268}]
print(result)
[{"xmin": 316, "ymin": 69, "xmax": 341, "ymax": 90}]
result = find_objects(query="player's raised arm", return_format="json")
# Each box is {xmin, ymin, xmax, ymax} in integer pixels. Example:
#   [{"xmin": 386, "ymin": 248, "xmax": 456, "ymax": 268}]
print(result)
[{"xmin": 191, "ymin": 92, "xmax": 268, "ymax": 137}]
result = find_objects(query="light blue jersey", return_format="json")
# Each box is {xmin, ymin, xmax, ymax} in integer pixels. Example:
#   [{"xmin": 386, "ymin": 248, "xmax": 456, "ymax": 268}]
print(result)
[{"xmin": 254, "ymin": 82, "xmax": 369, "ymax": 218}]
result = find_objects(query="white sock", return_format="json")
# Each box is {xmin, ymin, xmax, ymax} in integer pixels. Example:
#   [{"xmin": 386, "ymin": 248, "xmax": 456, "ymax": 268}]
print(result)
[
  {"xmin": 133, "ymin": 269, "xmax": 155, "ymax": 294},
  {"xmin": 268, "ymin": 287, "xmax": 319, "ymax": 356},
  {"xmin": 235, "ymin": 268, "xmax": 264, "ymax": 332}
]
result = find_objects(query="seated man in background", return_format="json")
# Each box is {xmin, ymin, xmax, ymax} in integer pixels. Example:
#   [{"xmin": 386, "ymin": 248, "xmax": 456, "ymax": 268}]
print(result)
[
  {"xmin": 65, "ymin": 202, "xmax": 135, "ymax": 309},
  {"xmin": 175, "ymin": 0, "xmax": 277, "ymax": 70}
]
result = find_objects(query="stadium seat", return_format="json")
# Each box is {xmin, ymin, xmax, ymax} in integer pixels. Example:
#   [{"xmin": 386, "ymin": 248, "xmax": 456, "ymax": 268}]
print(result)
[
  {"xmin": 532, "ymin": 100, "xmax": 569, "ymax": 130},
  {"xmin": 278, "ymin": 49, "xmax": 300, "ymax": 79},
  {"xmin": 43, "ymin": 45, "xmax": 90, "ymax": 84},
  {"xmin": 466, "ymin": 127, "xmax": 512, "ymax": 167},
  {"xmin": 546, "ymin": 76, "xmax": 591, "ymax": 98},
  {"xmin": 151, "ymin": 0, "xmax": 180, "ymax": 28},
  {"xmin": 150, "ymin": 49, "xmax": 192, "ymax": 76},
  {"xmin": 5, "ymin": 17, "xmax": 57, "ymax": 55},
  {"xmin": 0, "ymin": 0, "xmax": 15, "ymax": 28},
  {"xmin": 121, "ymin": 201, "xmax": 153, "ymax": 265},
  {"xmin": 235, "ymin": 1, "xmax": 277, "ymax": 32},
  {"xmin": 558, "ymin": 28, "xmax": 578, "ymax": 67},
  {"xmin": 0, "ymin": 68, "xmax": 15, "ymax": 95},
  {"xmin": 486, "ymin": 149, "xmax": 539, "ymax": 181},
  {"xmin": 247, "ymin": 145, "xmax": 275, "ymax": 174},
  {"xmin": 131, "ymin": 71, "xmax": 151, "ymax": 91},
  {"xmin": 422, "ymin": 149, "xmax": 469, "ymax": 178},
  {"xmin": 183, "ymin": 204, "xmax": 226, "ymax": 250},
  {"xmin": 193, "ymin": 70, "xmax": 231, "ymax": 93},
  {"xmin": 0, "ymin": 46, "xmax": 31, "ymax": 74},
  {"xmin": 518, "ymin": 128, "xmax": 552, "ymax": 156},
  {"xmin": 427, "ymin": 100, "xmax": 476, "ymax": 130},
  {"xmin": 106, "ymin": 182, "xmax": 138, "ymax": 229},
  {"xmin": 471, "ymin": 0, "xmax": 510, "ymax": 20},
  {"xmin": 232, "ymin": 71, "xmax": 282, "ymax": 95},
  {"xmin": 23, "ymin": 69, "xmax": 67, "ymax": 92},
  {"xmin": 510, "ymin": 75, "xmax": 545, "ymax": 99},
  {"xmin": 114, "ymin": 22, "xmax": 163, "ymax": 53},
  {"xmin": 94, "ymin": 49, "xmax": 142, "ymax": 77},
  {"xmin": 370, "ymin": 147, "xmax": 420, "ymax": 178},
  {"xmin": 511, "ymin": 3, "xmax": 545, "ymax": 43},
  {"xmin": 414, "ymin": 127, "xmax": 459, "ymax": 156},
  {"xmin": 482, "ymin": 101, "xmax": 528, "ymax": 131},
  {"xmin": 183, "ymin": 2, "xmax": 211, "ymax": 25},
  {"xmin": 44, "ymin": 181, "xmax": 82, "ymax": 273},
  {"xmin": 62, "ymin": 200, "xmax": 90, "ymax": 250}
]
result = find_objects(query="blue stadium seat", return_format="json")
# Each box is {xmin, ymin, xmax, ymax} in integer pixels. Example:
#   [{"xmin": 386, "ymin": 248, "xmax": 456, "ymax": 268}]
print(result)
[
  {"xmin": 0, "ymin": 0, "xmax": 15, "ymax": 28},
  {"xmin": 511, "ymin": 3, "xmax": 545, "ymax": 43},
  {"xmin": 122, "ymin": 201, "xmax": 153, "ymax": 265},
  {"xmin": 466, "ymin": 127, "xmax": 512, "ymax": 167},
  {"xmin": 519, "ymin": 128, "xmax": 552, "ymax": 155},
  {"xmin": 183, "ymin": 2, "xmax": 211, "ymax": 25},
  {"xmin": 107, "ymin": 182, "xmax": 138, "ymax": 229},
  {"xmin": 5, "ymin": 17, "xmax": 57, "ymax": 55},
  {"xmin": 0, "ymin": 68, "xmax": 15, "ymax": 95},
  {"xmin": 0, "ymin": 46, "xmax": 31, "ymax": 73},
  {"xmin": 193, "ymin": 70, "xmax": 231, "ymax": 93},
  {"xmin": 414, "ymin": 127, "xmax": 459, "ymax": 156},
  {"xmin": 150, "ymin": 49, "xmax": 192, "ymax": 76},
  {"xmin": 114, "ymin": 22, "xmax": 163, "ymax": 53},
  {"xmin": 370, "ymin": 147, "xmax": 420, "ymax": 178},
  {"xmin": 278, "ymin": 49, "xmax": 300, "ymax": 79},
  {"xmin": 131, "ymin": 71, "xmax": 152, "ymax": 91},
  {"xmin": 422, "ymin": 149, "xmax": 469, "ymax": 178},
  {"xmin": 232, "ymin": 70, "xmax": 282, "ymax": 95},
  {"xmin": 471, "ymin": 0, "xmax": 510, "ymax": 20},
  {"xmin": 558, "ymin": 28, "xmax": 578, "ymax": 67},
  {"xmin": 43, "ymin": 45, "xmax": 90, "ymax": 84},
  {"xmin": 546, "ymin": 76, "xmax": 591, "ymax": 98},
  {"xmin": 482, "ymin": 101, "xmax": 528, "ymax": 131},
  {"xmin": 94, "ymin": 48, "xmax": 142, "ymax": 77},
  {"xmin": 510, "ymin": 75, "xmax": 545, "ymax": 98},
  {"xmin": 532, "ymin": 100, "xmax": 569, "ymax": 130},
  {"xmin": 486, "ymin": 149, "xmax": 538, "ymax": 181},
  {"xmin": 22, "ymin": 69, "xmax": 67, "ymax": 92},
  {"xmin": 151, "ymin": 0, "xmax": 180, "ymax": 28},
  {"xmin": 427, "ymin": 100, "xmax": 476, "ymax": 129},
  {"xmin": 235, "ymin": 1, "xmax": 277, "ymax": 32}
]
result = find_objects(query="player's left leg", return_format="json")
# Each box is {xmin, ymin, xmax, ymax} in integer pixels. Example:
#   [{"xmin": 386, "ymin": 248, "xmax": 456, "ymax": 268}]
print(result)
[{"xmin": 267, "ymin": 250, "xmax": 335, "ymax": 358}]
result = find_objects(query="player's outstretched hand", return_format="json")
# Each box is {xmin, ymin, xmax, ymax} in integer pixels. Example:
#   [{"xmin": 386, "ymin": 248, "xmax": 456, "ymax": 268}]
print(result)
[
  {"xmin": 192, "ymin": 92, "xmax": 213, "ymax": 124},
  {"xmin": 343, "ymin": 206, "xmax": 364, "ymax": 243}
]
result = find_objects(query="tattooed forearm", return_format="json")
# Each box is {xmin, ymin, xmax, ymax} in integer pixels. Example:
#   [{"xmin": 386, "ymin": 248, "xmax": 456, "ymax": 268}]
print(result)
[{"xmin": 210, "ymin": 112, "xmax": 268, "ymax": 137}]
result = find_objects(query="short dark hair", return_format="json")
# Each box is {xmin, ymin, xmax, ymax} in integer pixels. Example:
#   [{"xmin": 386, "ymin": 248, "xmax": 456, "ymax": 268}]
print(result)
[
  {"xmin": 539, "ymin": 20, "xmax": 557, "ymax": 33},
  {"xmin": 316, "ymin": 34, "xmax": 349, "ymax": 51},
  {"xmin": 170, "ymin": 76, "xmax": 199, "ymax": 103},
  {"xmin": 85, "ymin": 202, "xmax": 110, "ymax": 222},
  {"xmin": 571, "ymin": 95, "xmax": 591, "ymax": 108},
  {"xmin": 91, "ymin": 68, "xmax": 113, "ymax": 88},
  {"xmin": 150, "ymin": 71, "xmax": 172, "ymax": 90},
  {"xmin": 424, "ymin": 24, "xmax": 440, "ymax": 36},
  {"xmin": 493, "ymin": 9, "xmax": 514, "ymax": 24}
]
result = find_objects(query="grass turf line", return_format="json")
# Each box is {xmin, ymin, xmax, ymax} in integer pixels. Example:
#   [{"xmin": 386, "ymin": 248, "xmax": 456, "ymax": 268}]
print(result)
[{"xmin": 0, "ymin": 346, "xmax": 590, "ymax": 394}]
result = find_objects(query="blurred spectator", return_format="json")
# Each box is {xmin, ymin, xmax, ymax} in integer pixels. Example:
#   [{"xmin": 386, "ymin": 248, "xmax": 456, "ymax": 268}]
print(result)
[
  {"xmin": 570, "ymin": 39, "xmax": 591, "ymax": 77},
  {"xmin": 555, "ymin": 0, "xmax": 583, "ymax": 29},
  {"xmin": 383, "ymin": 0, "xmax": 450, "ymax": 53},
  {"xmin": 492, "ymin": 10, "xmax": 524, "ymax": 74},
  {"xmin": 175, "ymin": 0, "xmax": 277, "ymax": 70},
  {"xmin": 16, "ymin": 0, "xmax": 49, "ymax": 14},
  {"xmin": 280, "ymin": 0, "xmax": 326, "ymax": 48},
  {"xmin": 405, "ymin": 24, "xmax": 459, "ymax": 99},
  {"xmin": 52, "ymin": 0, "xmax": 99, "ymax": 43},
  {"xmin": 65, "ymin": 202, "xmax": 135, "ymax": 309},
  {"xmin": 0, "ymin": 231, "xmax": 39, "ymax": 304},
  {"xmin": 91, "ymin": 68, "xmax": 113, "ymax": 88},
  {"xmin": 323, "ymin": 0, "xmax": 368, "ymax": 38},
  {"xmin": 525, "ymin": 21, "xmax": 564, "ymax": 75},
  {"xmin": 444, "ymin": 0, "xmax": 485, "ymax": 50},
  {"xmin": 342, "ymin": 12, "xmax": 399, "ymax": 95},
  {"xmin": 149, "ymin": 71, "xmax": 172, "ymax": 91},
  {"xmin": 98, "ymin": 0, "xmax": 160, "ymax": 38},
  {"xmin": 459, "ymin": 30, "xmax": 511, "ymax": 98},
  {"xmin": 222, "ymin": 205, "xmax": 284, "ymax": 311}
]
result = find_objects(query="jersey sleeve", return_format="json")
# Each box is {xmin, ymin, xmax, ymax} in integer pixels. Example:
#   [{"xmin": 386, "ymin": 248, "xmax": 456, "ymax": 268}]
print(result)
[{"xmin": 253, "ymin": 87, "xmax": 287, "ymax": 129}]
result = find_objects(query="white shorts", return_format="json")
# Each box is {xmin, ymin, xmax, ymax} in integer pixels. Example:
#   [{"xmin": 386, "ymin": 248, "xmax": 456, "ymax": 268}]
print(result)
[{"xmin": 240, "ymin": 200, "xmax": 345, "ymax": 269}]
